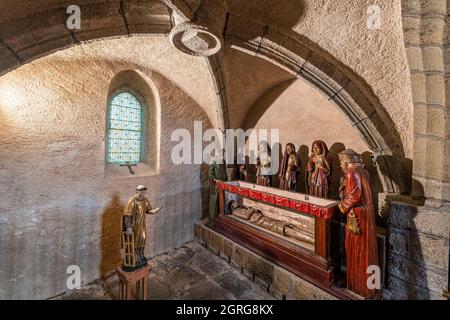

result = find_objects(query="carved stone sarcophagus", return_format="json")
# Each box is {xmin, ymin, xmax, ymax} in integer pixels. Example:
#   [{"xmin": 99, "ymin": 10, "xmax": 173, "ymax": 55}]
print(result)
[{"xmin": 209, "ymin": 180, "xmax": 340, "ymax": 288}]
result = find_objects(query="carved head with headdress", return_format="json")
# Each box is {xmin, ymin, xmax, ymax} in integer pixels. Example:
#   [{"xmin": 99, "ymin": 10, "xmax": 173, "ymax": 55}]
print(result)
[
  {"xmin": 338, "ymin": 149, "xmax": 363, "ymax": 172},
  {"xmin": 258, "ymin": 140, "xmax": 271, "ymax": 155},
  {"xmin": 136, "ymin": 185, "xmax": 148, "ymax": 200},
  {"xmin": 311, "ymin": 140, "xmax": 329, "ymax": 157},
  {"xmin": 309, "ymin": 140, "xmax": 330, "ymax": 167},
  {"xmin": 307, "ymin": 140, "xmax": 332, "ymax": 188},
  {"xmin": 285, "ymin": 143, "xmax": 295, "ymax": 156}
]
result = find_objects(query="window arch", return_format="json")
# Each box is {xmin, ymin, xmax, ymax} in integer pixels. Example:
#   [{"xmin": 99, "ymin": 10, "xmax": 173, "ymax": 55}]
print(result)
[{"xmin": 107, "ymin": 91, "xmax": 143, "ymax": 164}]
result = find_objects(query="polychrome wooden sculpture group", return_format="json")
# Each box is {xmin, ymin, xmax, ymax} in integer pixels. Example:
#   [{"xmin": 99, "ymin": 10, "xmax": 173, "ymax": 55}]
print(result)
[
  {"xmin": 209, "ymin": 141, "xmax": 378, "ymax": 299},
  {"xmin": 255, "ymin": 140, "xmax": 332, "ymax": 196}
]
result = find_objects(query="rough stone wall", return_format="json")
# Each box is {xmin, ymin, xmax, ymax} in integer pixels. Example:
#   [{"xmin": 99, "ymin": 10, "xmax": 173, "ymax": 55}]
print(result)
[
  {"xmin": 194, "ymin": 221, "xmax": 337, "ymax": 300},
  {"xmin": 386, "ymin": 202, "xmax": 449, "ymax": 299},
  {"xmin": 0, "ymin": 36, "xmax": 213, "ymax": 299}
]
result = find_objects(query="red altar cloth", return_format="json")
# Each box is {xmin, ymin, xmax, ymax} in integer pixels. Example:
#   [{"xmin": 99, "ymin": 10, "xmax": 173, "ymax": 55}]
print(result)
[{"xmin": 217, "ymin": 181, "xmax": 335, "ymax": 220}]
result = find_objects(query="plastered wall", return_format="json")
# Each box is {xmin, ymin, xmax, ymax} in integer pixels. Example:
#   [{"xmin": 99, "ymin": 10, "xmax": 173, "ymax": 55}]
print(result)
[{"xmin": 0, "ymin": 37, "xmax": 213, "ymax": 299}]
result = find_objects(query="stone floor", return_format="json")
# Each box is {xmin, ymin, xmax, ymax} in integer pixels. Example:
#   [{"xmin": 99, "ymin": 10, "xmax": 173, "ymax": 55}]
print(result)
[{"xmin": 56, "ymin": 241, "xmax": 274, "ymax": 300}]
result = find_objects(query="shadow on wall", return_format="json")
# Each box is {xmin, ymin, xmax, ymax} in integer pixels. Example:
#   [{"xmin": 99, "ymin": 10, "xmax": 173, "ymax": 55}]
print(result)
[
  {"xmin": 100, "ymin": 194, "xmax": 123, "ymax": 279},
  {"xmin": 328, "ymin": 143, "xmax": 345, "ymax": 200},
  {"xmin": 403, "ymin": 205, "xmax": 429, "ymax": 299},
  {"xmin": 223, "ymin": 0, "xmax": 306, "ymax": 32},
  {"xmin": 377, "ymin": 156, "xmax": 424, "ymax": 205},
  {"xmin": 272, "ymin": 142, "xmax": 284, "ymax": 188},
  {"xmin": 200, "ymin": 163, "xmax": 210, "ymax": 219},
  {"xmin": 387, "ymin": 204, "xmax": 429, "ymax": 299},
  {"xmin": 361, "ymin": 151, "xmax": 384, "ymax": 225},
  {"xmin": 377, "ymin": 155, "xmax": 415, "ymax": 200},
  {"xmin": 242, "ymin": 80, "xmax": 296, "ymax": 130},
  {"xmin": 297, "ymin": 144, "xmax": 309, "ymax": 194}
]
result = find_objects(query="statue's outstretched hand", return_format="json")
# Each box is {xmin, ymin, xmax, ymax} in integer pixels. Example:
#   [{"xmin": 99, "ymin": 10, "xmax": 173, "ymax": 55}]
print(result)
[{"xmin": 149, "ymin": 207, "xmax": 163, "ymax": 214}]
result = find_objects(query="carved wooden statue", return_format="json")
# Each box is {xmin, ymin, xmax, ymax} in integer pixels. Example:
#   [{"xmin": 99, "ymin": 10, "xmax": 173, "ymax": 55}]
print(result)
[
  {"xmin": 229, "ymin": 201, "xmax": 314, "ymax": 244},
  {"xmin": 256, "ymin": 141, "xmax": 272, "ymax": 186},
  {"xmin": 307, "ymin": 140, "xmax": 331, "ymax": 198},
  {"xmin": 338, "ymin": 149, "xmax": 378, "ymax": 299},
  {"xmin": 236, "ymin": 164, "xmax": 248, "ymax": 181},
  {"xmin": 208, "ymin": 160, "xmax": 227, "ymax": 221},
  {"xmin": 279, "ymin": 143, "xmax": 299, "ymax": 191},
  {"xmin": 122, "ymin": 185, "xmax": 161, "ymax": 271}
]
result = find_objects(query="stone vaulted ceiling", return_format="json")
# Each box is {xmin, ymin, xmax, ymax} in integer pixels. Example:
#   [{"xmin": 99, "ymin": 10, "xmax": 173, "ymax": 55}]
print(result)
[
  {"xmin": 0, "ymin": 0, "xmax": 416, "ymax": 194},
  {"xmin": 0, "ymin": 0, "xmax": 296, "ymax": 130}
]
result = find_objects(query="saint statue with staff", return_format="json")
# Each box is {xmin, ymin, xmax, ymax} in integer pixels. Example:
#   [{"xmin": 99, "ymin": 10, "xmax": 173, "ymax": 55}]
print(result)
[{"xmin": 122, "ymin": 185, "xmax": 162, "ymax": 271}]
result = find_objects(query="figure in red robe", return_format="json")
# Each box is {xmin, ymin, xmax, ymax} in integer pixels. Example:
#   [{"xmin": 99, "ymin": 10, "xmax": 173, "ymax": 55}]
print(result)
[
  {"xmin": 338, "ymin": 149, "xmax": 378, "ymax": 299},
  {"xmin": 307, "ymin": 140, "xmax": 331, "ymax": 198}
]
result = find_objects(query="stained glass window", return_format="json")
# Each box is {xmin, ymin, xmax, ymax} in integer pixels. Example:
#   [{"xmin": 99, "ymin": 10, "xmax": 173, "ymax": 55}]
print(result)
[{"xmin": 107, "ymin": 92, "xmax": 143, "ymax": 164}]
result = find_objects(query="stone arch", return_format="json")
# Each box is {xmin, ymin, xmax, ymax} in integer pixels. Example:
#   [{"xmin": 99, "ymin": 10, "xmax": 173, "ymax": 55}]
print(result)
[
  {"xmin": 0, "ymin": 1, "xmax": 227, "ymax": 130},
  {"xmin": 0, "ymin": 1, "xmax": 171, "ymax": 76},
  {"xmin": 222, "ymin": 18, "xmax": 410, "ymax": 195},
  {"xmin": 163, "ymin": 0, "xmax": 411, "ymax": 195},
  {"xmin": 0, "ymin": 0, "xmax": 410, "ymax": 195}
]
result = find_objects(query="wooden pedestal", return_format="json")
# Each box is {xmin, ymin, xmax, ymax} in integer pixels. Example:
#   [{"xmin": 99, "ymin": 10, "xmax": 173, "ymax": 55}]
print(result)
[{"xmin": 116, "ymin": 263, "xmax": 152, "ymax": 300}]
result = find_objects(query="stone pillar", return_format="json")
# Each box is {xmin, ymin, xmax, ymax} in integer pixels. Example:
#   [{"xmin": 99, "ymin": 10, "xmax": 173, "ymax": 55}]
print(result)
[
  {"xmin": 403, "ymin": 0, "xmax": 449, "ymax": 206},
  {"xmin": 386, "ymin": 0, "xmax": 449, "ymax": 299}
]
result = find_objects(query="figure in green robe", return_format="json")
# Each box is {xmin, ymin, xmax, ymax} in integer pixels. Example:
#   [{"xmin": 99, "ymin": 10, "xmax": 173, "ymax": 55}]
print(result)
[{"xmin": 208, "ymin": 161, "xmax": 227, "ymax": 221}]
